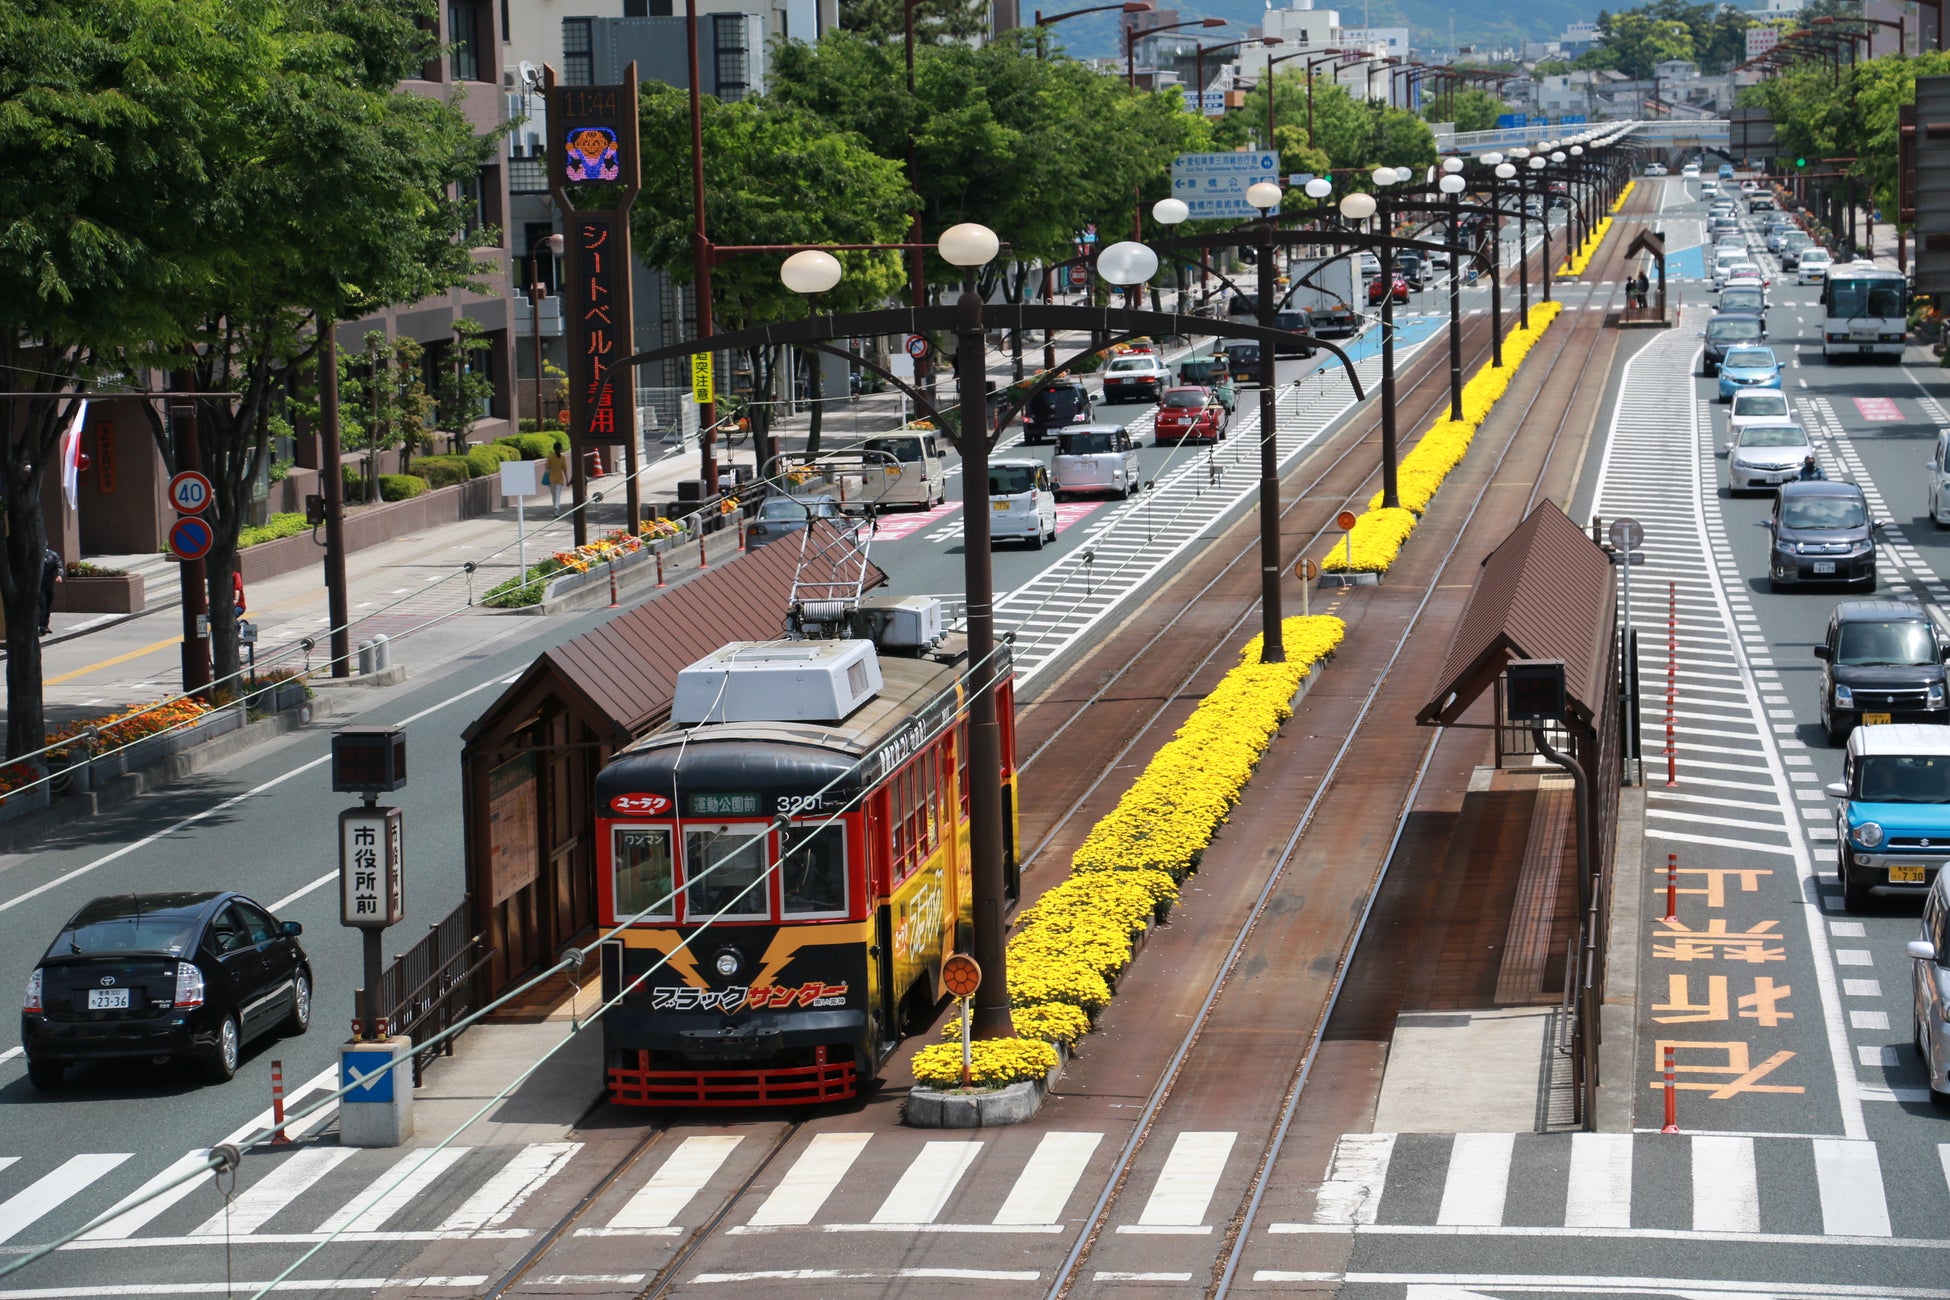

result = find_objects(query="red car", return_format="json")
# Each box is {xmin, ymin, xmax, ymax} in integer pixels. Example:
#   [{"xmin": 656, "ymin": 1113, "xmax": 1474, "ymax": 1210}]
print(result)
[
  {"xmin": 1153, "ymin": 387, "xmax": 1226, "ymax": 443},
  {"xmin": 1367, "ymin": 275, "xmax": 1409, "ymax": 305}
]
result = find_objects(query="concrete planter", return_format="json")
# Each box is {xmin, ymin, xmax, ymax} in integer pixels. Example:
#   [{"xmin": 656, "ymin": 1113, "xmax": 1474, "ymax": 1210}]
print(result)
[
  {"xmin": 905, "ymin": 1042, "xmax": 1070, "ymax": 1129},
  {"xmin": 0, "ymin": 773, "xmax": 50, "ymax": 823},
  {"xmin": 54, "ymin": 574, "xmax": 144, "ymax": 615}
]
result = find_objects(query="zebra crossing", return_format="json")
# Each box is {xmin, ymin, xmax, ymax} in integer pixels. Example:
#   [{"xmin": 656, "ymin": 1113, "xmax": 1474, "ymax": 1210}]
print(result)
[
  {"xmin": 6, "ymin": 1125, "xmax": 1249, "ymax": 1254},
  {"xmin": 1589, "ymin": 310, "xmax": 1802, "ymax": 860},
  {"xmin": 1802, "ymin": 393, "xmax": 1950, "ymax": 610},
  {"xmin": 1294, "ymin": 1130, "xmax": 1940, "ymax": 1242}
]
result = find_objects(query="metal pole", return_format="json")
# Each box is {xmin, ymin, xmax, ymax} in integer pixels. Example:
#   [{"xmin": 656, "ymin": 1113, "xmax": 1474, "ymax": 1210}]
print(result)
[
  {"xmin": 317, "ymin": 326, "xmax": 352, "ymax": 679},
  {"xmin": 1256, "ymin": 220, "xmax": 1286, "ymax": 663},
  {"xmin": 362, "ymin": 928, "xmax": 383, "ymax": 1042},
  {"xmin": 687, "ymin": 0, "xmax": 720, "ymax": 504},
  {"xmin": 529, "ymin": 251, "xmax": 545, "ymax": 444},
  {"xmin": 1540, "ymin": 170, "xmax": 1553, "ymax": 305},
  {"xmin": 1378, "ymin": 201, "xmax": 1401, "ymax": 509},
  {"xmin": 1447, "ymin": 187, "xmax": 1463, "ymax": 420},
  {"xmin": 171, "ymin": 381, "xmax": 212, "ymax": 694},
  {"xmin": 956, "ymin": 290, "xmax": 1011, "ymax": 1040},
  {"xmin": 1488, "ymin": 174, "xmax": 1505, "ymax": 365}
]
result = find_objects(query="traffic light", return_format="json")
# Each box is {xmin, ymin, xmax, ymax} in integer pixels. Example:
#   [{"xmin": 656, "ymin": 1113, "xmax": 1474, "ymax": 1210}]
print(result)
[{"xmin": 1796, "ymin": 157, "xmax": 1807, "ymax": 169}]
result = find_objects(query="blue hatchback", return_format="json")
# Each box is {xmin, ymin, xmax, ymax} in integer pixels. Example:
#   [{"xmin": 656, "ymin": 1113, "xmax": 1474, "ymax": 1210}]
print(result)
[{"xmin": 1717, "ymin": 346, "xmax": 1782, "ymax": 401}]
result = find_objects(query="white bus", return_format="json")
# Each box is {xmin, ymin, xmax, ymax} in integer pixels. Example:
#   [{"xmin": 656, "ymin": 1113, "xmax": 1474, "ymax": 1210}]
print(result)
[{"xmin": 1822, "ymin": 262, "xmax": 1909, "ymax": 362}]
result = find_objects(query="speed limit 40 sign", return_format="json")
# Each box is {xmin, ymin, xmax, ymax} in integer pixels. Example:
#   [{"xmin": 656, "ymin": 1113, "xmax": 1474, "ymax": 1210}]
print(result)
[{"xmin": 168, "ymin": 471, "xmax": 213, "ymax": 515}]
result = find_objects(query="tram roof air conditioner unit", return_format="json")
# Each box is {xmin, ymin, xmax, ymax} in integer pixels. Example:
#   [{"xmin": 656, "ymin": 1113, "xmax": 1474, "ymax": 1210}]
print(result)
[
  {"xmin": 673, "ymin": 639, "xmax": 882, "ymax": 725},
  {"xmin": 860, "ymin": 595, "xmax": 944, "ymax": 650}
]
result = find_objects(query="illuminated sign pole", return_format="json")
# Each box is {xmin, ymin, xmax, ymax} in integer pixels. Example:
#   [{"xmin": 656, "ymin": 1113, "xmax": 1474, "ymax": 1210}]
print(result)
[
  {"xmin": 334, "ymin": 726, "xmax": 413, "ymax": 1147},
  {"xmin": 546, "ymin": 68, "xmax": 643, "ymax": 547}
]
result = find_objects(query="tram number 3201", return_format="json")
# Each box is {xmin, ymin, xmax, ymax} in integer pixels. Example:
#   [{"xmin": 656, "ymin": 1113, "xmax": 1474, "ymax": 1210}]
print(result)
[{"xmin": 776, "ymin": 794, "xmax": 835, "ymax": 815}]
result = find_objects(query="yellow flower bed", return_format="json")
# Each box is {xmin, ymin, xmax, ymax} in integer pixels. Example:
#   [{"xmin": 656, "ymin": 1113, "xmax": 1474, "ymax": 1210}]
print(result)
[
  {"xmin": 912, "ymin": 1037, "xmax": 1059, "ymax": 1090},
  {"xmin": 1610, "ymin": 180, "xmax": 1635, "ymax": 215},
  {"xmin": 1558, "ymin": 186, "xmax": 1630, "ymax": 278},
  {"xmin": 913, "ymin": 616, "xmax": 1345, "ymax": 1091},
  {"xmin": 1317, "ymin": 302, "xmax": 1564, "ymax": 575}
]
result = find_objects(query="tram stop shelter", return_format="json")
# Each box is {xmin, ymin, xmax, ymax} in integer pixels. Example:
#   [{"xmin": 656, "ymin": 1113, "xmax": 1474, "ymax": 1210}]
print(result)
[
  {"xmin": 1407, "ymin": 500, "xmax": 1624, "ymax": 1129},
  {"xmin": 1619, "ymin": 230, "xmax": 1671, "ymax": 327},
  {"xmin": 460, "ymin": 522, "xmax": 886, "ymax": 993}
]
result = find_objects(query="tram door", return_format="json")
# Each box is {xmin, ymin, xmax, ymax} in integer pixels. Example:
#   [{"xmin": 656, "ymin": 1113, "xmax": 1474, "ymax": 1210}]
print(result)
[{"xmin": 868, "ymin": 792, "xmax": 898, "ymax": 1049}]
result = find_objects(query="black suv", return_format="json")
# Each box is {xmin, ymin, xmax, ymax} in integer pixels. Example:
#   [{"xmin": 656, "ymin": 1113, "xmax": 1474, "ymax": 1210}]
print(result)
[
  {"xmin": 1768, "ymin": 479, "xmax": 1878, "ymax": 593},
  {"xmin": 1703, "ymin": 312, "xmax": 1765, "ymax": 375},
  {"xmin": 22, "ymin": 891, "xmax": 311, "ymax": 1088},
  {"xmin": 1814, "ymin": 600, "xmax": 1950, "ymax": 744},
  {"xmin": 1022, "ymin": 377, "xmax": 1094, "ymax": 445}
]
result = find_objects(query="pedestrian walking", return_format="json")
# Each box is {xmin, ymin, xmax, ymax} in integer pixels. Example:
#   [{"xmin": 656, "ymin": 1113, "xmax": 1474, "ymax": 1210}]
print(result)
[
  {"xmin": 38, "ymin": 547, "xmax": 61, "ymax": 635},
  {"xmin": 544, "ymin": 446, "xmax": 568, "ymax": 514}
]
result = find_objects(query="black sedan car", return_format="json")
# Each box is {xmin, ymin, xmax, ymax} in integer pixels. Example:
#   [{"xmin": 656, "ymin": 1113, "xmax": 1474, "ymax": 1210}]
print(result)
[
  {"xmin": 21, "ymin": 891, "xmax": 311, "ymax": 1088},
  {"xmin": 1766, "ymin": 479, "xmax": 1879, "ymax": 593}
]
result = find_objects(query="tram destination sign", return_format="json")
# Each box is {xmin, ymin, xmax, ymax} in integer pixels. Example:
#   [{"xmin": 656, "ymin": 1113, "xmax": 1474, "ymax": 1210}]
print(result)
[{"xmin": 686, "ymin": 792, "xmax": 761, "ymax": 816}]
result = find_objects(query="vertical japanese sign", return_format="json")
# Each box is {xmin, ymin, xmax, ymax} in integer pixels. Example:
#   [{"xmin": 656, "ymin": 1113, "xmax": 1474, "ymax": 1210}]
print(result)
[
  {"xmin": 546, "ymin": 71, "xmax": 641, "ymax": 454},
  {"xmin": 340, "ymin": 806, "xmax": 405, "ymax": 928}
]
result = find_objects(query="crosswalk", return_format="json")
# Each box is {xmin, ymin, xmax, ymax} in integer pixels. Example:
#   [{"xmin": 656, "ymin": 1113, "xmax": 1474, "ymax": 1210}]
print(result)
[{"xmin": 1296, "ymin": 1130, "xmax": 1936, "ymax": 1242}]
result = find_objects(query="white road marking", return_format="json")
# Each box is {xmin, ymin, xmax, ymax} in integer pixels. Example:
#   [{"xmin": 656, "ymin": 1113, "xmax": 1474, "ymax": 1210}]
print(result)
[
  {"xmin": 437, "ymin": 1142, "xmax": 580, "ymax": 1233},
  {"xmin": 0, "ymin": 1155, "xmax": 131, "ymax": 1245},
  {"xmin": 992, "ymin": 1131, "xmax": 1101, "ymax": 1225},
  {"xmin": 870, "ymin": 1141, "xmax": 981, "ymax": 1225},
  {"xmin": 314, "ymin": 1147, "xmax": 471, "ymax": 1235},
  {"xmin": 1813, "ymin": 1138, "xmax": 1891, "ymax": 1237},
  {"xmin": 191, "ymin": 1148, "xmax": 354, "ymax": 1237},
  {"xmin": 1690, "ymin": 1135, "xmax": 1759, "ymax": 1233},
  {"xmin": 0, "ymin": 1278, "xmax": 490, "ymax": 1297},
  {"xmin": 746, "ymin": 1133, "xmax": 871, "ymax": 1227},
  {"xmin": 1564, "ymin": 1132, "xmax": 1633, "ymax": 1229},
  {"xmin": 608, "ymin": 1136, "xmax": 742, "ymax": 1230},
  {"xmin": 1436, "ymin": 1133, "xmax": 1512, "ymax": 1227}
]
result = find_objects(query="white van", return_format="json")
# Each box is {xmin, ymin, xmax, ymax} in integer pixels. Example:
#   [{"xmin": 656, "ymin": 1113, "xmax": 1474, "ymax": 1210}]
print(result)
[
  {"xmin": 1053, "ymin": 425, "xmax": 1142, "ymax": 500},
  {"xmin": 1926, "ymin": 430, "xmax": 1950, "ymax": 527},
  {"xmin": 856, "ymin": 429, "xmax": 948, "ymax": 510},
  {"xmin": 987, "ymin": 458, "xmax": 1057, "ymax": 548}
]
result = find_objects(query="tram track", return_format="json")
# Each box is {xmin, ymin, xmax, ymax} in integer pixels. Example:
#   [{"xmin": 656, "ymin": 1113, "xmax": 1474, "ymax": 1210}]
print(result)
[{"xmin": 1032, "ymin": 190, "xmax": 1646, "ymax": 1297}]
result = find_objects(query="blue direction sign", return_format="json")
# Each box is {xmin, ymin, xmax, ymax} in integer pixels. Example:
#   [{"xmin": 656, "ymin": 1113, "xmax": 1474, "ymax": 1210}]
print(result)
[
  {"xmin": 168, "ymin": 515, "xmax": 213, "ymax": 562},
  {"xmin": 1168, "ymin": 151, "xmax": 1281, "ymax": 222}
]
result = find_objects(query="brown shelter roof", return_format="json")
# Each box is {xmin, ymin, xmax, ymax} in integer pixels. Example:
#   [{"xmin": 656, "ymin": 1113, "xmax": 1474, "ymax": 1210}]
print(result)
[
  {"xmin": 1416, "ymin": 501, "xmax": 1615, "ymax": 728},
  {"xmin": 462, "ymin": 519, "xmax": 887, "ymax": 747},
  {"xmin": 1624, "ymin": 230, "xmax": 1665, "ymax": 260}
]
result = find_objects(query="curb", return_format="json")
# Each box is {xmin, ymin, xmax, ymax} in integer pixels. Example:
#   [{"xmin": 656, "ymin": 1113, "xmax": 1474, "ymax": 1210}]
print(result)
[{"xmin": 905, "ymin": 1044, "xmax": 1070, "ymax": 1129}]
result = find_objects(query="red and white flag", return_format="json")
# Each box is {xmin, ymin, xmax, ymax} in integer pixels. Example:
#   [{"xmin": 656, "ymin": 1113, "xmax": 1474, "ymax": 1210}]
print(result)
[{"xmin": 58, "ymin": 399, "xmax": 87, "ymax": 511}]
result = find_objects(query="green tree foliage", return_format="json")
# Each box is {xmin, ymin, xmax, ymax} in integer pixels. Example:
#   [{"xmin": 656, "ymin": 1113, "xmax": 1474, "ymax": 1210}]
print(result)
[
  {"xmin": 1435, "ymin": 88, "xmax": 1510, "ymax": 133},
  {"xmin": 0, "ymin": 0, "xmax": 262, "ymax": 753},
  {"xmin": 840, "ymin": 0, "xmax": 988, "ymax": 42},
  {"xmin": 433, "ymin": 319, "xmax": 496, "ymax": 454},
  {"xmin": 1591, "ymin": 11, "xmax": 1695, "ymax": 79},
  {"xmin": 1214, "ymin": 73, "xmax": 1435, "ymax": 177}
]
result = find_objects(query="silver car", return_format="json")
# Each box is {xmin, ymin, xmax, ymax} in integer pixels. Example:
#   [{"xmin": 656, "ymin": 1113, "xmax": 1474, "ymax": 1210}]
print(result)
[
  {"xmin": 1725, "ymin": 422, "xmax": 1814, "ymax": 493},
  {"xmin": 1912, "ymin": 869, "xmax": 1950, "ymax": 1104},
  {"xmin": 1052, "ymin": 425, "xmax": 1141, "ymax": 500}
]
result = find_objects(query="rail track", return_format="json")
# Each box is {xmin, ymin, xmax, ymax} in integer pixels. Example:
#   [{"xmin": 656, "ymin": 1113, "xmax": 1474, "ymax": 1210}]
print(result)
[{"xmin": 469, "ymin": 198, "xmax": 1646, "ymax": 1297}]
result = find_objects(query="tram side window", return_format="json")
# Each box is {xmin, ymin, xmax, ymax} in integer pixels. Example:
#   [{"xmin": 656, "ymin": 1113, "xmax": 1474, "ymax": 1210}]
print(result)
[
  {"xmin": 683, "ymin": 826, "xmax": 769, "ymax": 919},
  {"xmin": 957, "ymin": 725, "xmax": 970, "ymax": 817},
  {"xmin": 781, "ymin": 823, "xmax": 847, "ymax": 916},
  {"xmin": 922, "ymin": 757, "xmax": 939, "ymax": 850},
  {"xmin": 613, "ymin": 827, "xmax": 675, "ymax": 920}
]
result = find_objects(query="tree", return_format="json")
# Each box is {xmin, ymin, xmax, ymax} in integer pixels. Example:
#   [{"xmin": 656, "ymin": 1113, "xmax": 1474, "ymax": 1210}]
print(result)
[
  {"xmin": 1214, "ymin": 74, "xmax": 1434, "ymax": 179},
  {"xmin": 0, "ymin": 0, "xmax": 262, "ymax": 756},
  {"xmin": 1435, "ymin": 88, "xmax": 1510, "ymax": 133},
  {"xmin": 1593, "ymin": 11, "xmax": 1695, "ymax": 78},
  {"xmin": 841, "ymin": 0, "xmax": 988, "ymax": 42},
  {"xmin": 433, "ymin": 319, "xmax": 496, "ymax": 454},
  {"xmin": 144, "ymin": 0, "xmax": 492, "ymax": 695}
]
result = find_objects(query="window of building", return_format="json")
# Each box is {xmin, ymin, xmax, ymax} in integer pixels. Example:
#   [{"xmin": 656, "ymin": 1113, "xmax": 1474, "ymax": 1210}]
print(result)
[
  {"xmin": 714, "ymin": 14, "xmax": 750, "ymax": 101},
  {"xmin": 562, "ymin": 17, "xmax": 593, "ymax": 86},
  {"xmin": 449, "ymin": 1, "xmax": 481, "ymax": 82},
  {"xmin": 458, "ymin": 170, "xmax": 486, "ymax": 235}
]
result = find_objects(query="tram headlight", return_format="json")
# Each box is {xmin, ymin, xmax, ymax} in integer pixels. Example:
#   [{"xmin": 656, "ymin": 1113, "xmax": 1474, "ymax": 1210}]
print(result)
[{"xmin": 713, "ymin": 947, "xmax": 742, "ymax": 979}]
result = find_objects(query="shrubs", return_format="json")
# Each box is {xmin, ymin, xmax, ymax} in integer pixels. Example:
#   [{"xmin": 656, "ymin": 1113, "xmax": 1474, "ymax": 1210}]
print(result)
[
  {"xmin": 411, "ymin": 455, "xmax": 474, "ymax": 488},
  {"xmin": 377, "ymin": 474, "xmax": 428, "ymax": 501},
  {"xmin": 916, "ymin": 615, "xmax": 1346, "ymax": 1092},
  {"xmin": 238, "ymin": 513, "xmax": 310, "ymax": 549},
  {"xmin": 498, "ymin": 432, "xmax": 567, "ymax": 460},
  {"xmin": 47, "ymin": 696, "xmax": 214, "ymax": 762},
  {"xmin": 481, "ymin": 517, "xmax": 686, "ymax": 608}
]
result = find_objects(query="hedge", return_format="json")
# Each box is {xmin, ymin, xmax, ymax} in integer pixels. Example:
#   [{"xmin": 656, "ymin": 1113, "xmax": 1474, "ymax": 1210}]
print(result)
[
  {"xmin": 411, "ymin": 455, "xmax": 474, "ymax": 488},
  {"xmin": 498, "ymin": 432, "xmax": 567, "ymax": 460},
  {"xmin": 377, "ymin": 474, "xmax": 428, "ymax": 501},
  {"xmin": 238, "ymin": 513, "xmax": 310, "ymax": 549}
]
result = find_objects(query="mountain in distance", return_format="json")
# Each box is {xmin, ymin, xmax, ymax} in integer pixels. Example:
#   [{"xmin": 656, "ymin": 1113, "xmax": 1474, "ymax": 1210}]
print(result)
[{"xmin": 1038, "ymin": 0, "xmax": 1597, "ymax": 61}]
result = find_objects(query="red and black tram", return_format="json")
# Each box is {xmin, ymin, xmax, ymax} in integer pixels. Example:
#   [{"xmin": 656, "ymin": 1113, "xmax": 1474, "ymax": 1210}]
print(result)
[{"xmin": 594, "ymin": 633, "xmax": 1017, "ymax": 1106}]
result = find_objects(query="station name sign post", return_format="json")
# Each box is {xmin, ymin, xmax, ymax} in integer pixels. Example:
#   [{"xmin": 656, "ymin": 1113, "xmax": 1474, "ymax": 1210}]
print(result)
[
  {"xmin": 545, "ymin": 68, "xmax": 643, "ymax": 544},
  {"xmin": 333, "ymin": 726, "xmax": 414, "ymax": 1147}
]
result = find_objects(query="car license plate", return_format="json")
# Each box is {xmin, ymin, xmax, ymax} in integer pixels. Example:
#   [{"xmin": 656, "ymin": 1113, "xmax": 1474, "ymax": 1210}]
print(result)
[
  {"xmin": 1812, "ymin": 561, "xmax": 1836, "ymax": 574},
  {"xmin": 87, "ymin": 988, "xmax": 129, "ymax": 1010},
  {"xmin": 1891, "ymin": 865, "xmax": 1927, "ymax": 884},
  {"xmin": 991, "ymin": 501, "xmax": 1009, "ymax": 511},
  {"xmin": 1859, "ymin": 345, "xmax": 1875, "ymax": 354},
  {"xmin": 1864, "ymin": 712, "xmax": 1893, "ymax": 725}
]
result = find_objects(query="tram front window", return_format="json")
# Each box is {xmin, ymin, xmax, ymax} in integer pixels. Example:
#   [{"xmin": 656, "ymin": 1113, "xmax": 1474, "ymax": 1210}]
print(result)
[
  {"xmin": 781, "ymin": 824, "xmax": 846, "ymax": 916},
  {"xmin": 613, "ymin": 827, "xmax": 674, "ymax": 920},
  {"xmin": 684, "ymin": 825, "xmax": 769, "ymax": 919}
]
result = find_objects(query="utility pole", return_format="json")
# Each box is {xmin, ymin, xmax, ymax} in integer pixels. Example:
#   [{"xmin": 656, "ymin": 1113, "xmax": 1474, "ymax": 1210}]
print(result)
[
  {"xmin": 319, "ymin": 318, "xmax": 352, "ymax": 678},
  {"xmin": 170, "ymin": 375, "xmax": 212, "ymax": 694}
]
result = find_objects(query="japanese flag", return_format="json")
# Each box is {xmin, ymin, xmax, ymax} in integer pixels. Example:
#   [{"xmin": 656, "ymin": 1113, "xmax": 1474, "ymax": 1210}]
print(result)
[{"xmin": 58, "ymin": 398, "xmax": 88, "ymax": 512}]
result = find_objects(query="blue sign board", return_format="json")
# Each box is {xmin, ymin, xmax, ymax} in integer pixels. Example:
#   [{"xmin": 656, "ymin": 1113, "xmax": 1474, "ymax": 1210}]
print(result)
[
  {"xmin": 1495, "ymin": 113, "xmax": 1524, "ymax": 128},
  {"xmin": 1168, "ymin": 151, "xmax": 1282, "ymax": 221},
  {"xmin": 1179, "ymin": 91, "xmax": 1228, "ymax": 116},
  {"xmin": 341, "ymin": 1050, "xmax": 396, "ymax": 1102},
  {"xmin": 168, "ymin": 516, "xmax": 213, "ymax": 562},
  {"xmin": 1557, "ymin": 114, "xmax": 1588, "ymax": 125}
]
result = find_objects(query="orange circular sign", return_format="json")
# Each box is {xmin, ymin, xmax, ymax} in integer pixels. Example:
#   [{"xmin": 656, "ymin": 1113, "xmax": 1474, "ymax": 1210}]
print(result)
[
  {"xmin": 941, "ymin": 954, "xmax": 982, "ymax": 999},
  {"xmin": 1336, "ymin": 510, "xmax": 1358, "ymax": 531},
  {"xmin": 1294, "ymin": 558, "xmax": 1321, "ymax": 581}
]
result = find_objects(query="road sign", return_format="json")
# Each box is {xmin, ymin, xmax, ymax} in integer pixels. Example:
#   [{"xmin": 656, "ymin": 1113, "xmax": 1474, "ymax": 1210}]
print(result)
[
  {"xmin": 340, "ymin": 805, "xmax": 404, "ymax": 929},
  {"xmin": 905, "ymin": 334, "xmax": 931, "ymax": 360},
  {"xmin": 1336, "ymin": 510, "xmax": 1358, "ymax": 531},
  {"xmin": 1608, "ymin": 517, "xmax": 1645, "ymax": 551},
  {"xmin": 1294, "ymin": 558, "xmax": 1321, "ymax": 581},
  {"xmin": 690, "ymin": 353, "xmax": 714, "ymax": 405},
  {"xmin": 168, "ymin": 470, "xmax": 212, "ymax": 515},
  {"xmin": 942, "ymin": 953, "xmax": 981, "ymax": 998},
  {"xmin": 1169, "ymin": 151, "xmax": 1281, "ymax": 222},
  {"xmin": 1069, "ymin": 265, "xmax": 1089, "ymax": 287},
  {"xmin": 168, "ymin": 515, "xmax": 213, "ymax": 562},
  {"xmin": 1180, "ymin": 91, "xmax": 1228, "ymax": 116}
]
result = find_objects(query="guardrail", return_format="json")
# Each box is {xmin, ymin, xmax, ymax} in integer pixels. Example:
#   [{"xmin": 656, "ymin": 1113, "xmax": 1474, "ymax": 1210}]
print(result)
[{"xmin": 357, "ymin": 900, "xmax": 492, "ymax": 1086}]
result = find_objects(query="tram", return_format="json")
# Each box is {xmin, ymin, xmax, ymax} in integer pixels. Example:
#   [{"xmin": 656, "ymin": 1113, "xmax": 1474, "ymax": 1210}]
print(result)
[{"xmin": 594, "ymin": 617, "xmax": 1017, "ymax": 1106}]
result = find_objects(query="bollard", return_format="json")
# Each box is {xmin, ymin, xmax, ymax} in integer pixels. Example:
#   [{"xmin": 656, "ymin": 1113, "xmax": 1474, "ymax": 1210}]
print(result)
[
  {"xmin": 1664, "ymin": 853, "xmax": 1679, "ymax": 923},
  {"xmin": 699, "ymin": 532, "xmax": 709, "ymax": 569},
  {"xmin": 607, "ymin": 556, "xmax": 619, "ymax": 609},
  {"xmin": 738, "ymin": 518, "xmax": 747, "ymax": 552},
  {"xmin": 1660, "ymin": 1044, "xmax": 1680, "ymax": 1133},
  {"xmin": 655, "ymin": 550, "xmax": 666, "ymax": 588},
  {"xmin": 270, "ymin": 1059, "xmax": 291, "ymax": 1145}
]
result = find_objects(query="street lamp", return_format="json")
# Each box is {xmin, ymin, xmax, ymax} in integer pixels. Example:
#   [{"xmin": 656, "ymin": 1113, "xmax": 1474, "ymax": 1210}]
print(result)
[
  {"xmin": 1127, "ymin": 15, "xmax": 1227, "ymax": 87},
  {"xmin": 778, "ymin": 248, "xmax": 843, "ymax": 296},
  {"xmin": 1033, "ymin": 0, "xmax": 1153, "ymax": 59},
  {"xmin": 1438, "ymin": 168, "xmax": 1467, "ymax": 420},
  {"xmin": 527, "ymin": 232, "xmax": 564, "ymax": 442},
  {"xmin": 1190, "ymin": 36, "xmax": 1278, "ymax": 119},
  {"xmin": 1340, "ymin": 170, "xmax": 1403, "ymax": 509}
]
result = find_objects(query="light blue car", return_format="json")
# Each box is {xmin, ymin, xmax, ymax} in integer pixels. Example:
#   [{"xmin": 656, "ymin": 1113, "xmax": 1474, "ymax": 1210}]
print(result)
[
  {"xmin": 1717, "ymin": 346, "xmax": 1782, "ymax": 401},
  {"xmin": 1829, "ymin": 724, "xmax": 1950, "ymax": 911}
]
